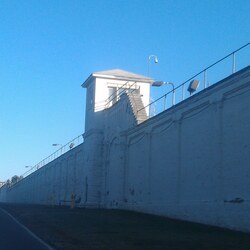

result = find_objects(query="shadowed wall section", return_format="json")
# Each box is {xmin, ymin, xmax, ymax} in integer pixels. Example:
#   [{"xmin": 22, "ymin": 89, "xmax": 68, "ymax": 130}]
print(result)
[{"xmin": 105, "ymin": 66, "xmax": 250, "ymax": 232}]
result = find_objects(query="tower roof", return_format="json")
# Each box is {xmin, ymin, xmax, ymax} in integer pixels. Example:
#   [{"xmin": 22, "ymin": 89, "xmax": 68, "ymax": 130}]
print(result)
[{"xmin": 82, "ymin": 69, "xmax": 153, "ymax": 88}]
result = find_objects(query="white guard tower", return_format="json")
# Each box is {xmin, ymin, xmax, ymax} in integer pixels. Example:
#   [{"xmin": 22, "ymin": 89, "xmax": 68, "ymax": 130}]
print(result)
[
  {"xmin": 82, "ymin": 69, "xmax": 153, "ymax": 132},
  {"xmin": 81, "ymin": 69, "xmax": 153, "ymax": 206}
]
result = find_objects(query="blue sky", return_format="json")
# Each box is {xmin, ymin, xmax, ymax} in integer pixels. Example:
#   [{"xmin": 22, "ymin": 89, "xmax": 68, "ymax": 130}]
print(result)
[{"xmin": 0, "ymin": 0, "xmax": 249, "ymax": 181}]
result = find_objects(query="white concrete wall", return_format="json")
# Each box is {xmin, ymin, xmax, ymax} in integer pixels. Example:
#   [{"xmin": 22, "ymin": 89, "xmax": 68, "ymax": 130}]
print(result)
[
  {"xmin": 102, "ymin": 94, "xmax": 136, "ymax": 206},
  {"xmin": 83, "ymin": 130, "xmax": 104, "ymax": 206},
  {"xmin": 2, "ymin": 143, "xmax": 85, "ymax": 206},
  {"xmin": 110, "ymin": 66, "xmax": 250, "ymax": 232}
]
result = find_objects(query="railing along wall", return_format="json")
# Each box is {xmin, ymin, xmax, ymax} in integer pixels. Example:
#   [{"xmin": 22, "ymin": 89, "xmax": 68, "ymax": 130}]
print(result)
[
  {"xmin": 137, "ymin": 42, "xmax": 250, "ymax": 118},
  {"xmin": 0, "ymin": 182, "xmax": 5, "ymax": 188},
  {"xmin": 7, "ymin": 134, "xmax": 84, "ymax": 187}
]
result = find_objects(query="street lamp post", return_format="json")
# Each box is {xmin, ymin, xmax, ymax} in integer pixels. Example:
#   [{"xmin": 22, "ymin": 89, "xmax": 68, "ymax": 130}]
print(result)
[{"xmin": 148, "ymin": 55, "xmax": 158, "ymax": 77}]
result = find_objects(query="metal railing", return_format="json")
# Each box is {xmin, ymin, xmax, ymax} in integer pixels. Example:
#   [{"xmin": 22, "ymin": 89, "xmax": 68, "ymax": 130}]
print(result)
[
  {"xmin": 20, "ymin": 134, "xmax": 84, "ymax": 180},
  {"xmin": 0, "ymin": 181, "xmax": 5, "ymax": 188},
  {"xmin": 137, "ymin": 42, "xmax": 250, "ymax": 117}
]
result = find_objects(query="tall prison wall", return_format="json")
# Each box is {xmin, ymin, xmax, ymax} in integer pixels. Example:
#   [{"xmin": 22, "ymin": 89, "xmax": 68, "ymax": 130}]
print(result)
[
  {"xmin": 105, "ymin": 66, "xmax": 250, "ymax": 232},
  {"xmin": 1, "ymin": 66, "xmax": 250, "ymax": 232},
  {"xmin": 2, "ymin": 143, "xmax": 85, "ymax": 206}
]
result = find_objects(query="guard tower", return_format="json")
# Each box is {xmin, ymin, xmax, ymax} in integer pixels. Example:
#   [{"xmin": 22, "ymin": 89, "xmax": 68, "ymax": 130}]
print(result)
[
  {"xmin": 81, "ymin": 69, "xmax": 153, "ymax": 206},
  {"xmin": 82, "ymin": 69, "xmax": 153, "ymax": 132}
]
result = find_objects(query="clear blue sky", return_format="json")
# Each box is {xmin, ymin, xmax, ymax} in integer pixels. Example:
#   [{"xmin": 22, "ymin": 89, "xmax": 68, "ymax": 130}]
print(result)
[{"xmin": 0, "ymin": 0, "xmax": 249, "ymax": 181}]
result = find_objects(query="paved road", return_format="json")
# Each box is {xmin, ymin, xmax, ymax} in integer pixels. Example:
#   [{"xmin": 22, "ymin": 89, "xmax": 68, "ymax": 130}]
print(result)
[{"xmin": 0, "ymin": 208, "xmax": 51, "ymax": 250}]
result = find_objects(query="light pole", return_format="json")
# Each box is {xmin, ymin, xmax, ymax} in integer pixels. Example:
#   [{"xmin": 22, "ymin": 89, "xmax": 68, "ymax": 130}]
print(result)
[
  {"xmin": 148, "ymin": 55, "xmax": 158, "ymax": 77},
  {"xmin": 152, "ymin": 81, "xmax": 175, "ymax": 108}
]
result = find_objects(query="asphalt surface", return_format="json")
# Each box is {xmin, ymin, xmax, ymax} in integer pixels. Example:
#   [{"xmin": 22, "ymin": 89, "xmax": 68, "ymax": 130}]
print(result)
[
  {"xmin": 1, "ymin": 203, "xmax": 250, "ymax": 249},
  {"xmin": 0, "ymin": 207, "xmax": 51, "ymax": 250}
]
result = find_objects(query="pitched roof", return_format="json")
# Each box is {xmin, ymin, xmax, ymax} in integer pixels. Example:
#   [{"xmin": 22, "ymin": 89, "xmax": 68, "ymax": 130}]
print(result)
[
  {"xmin": 82, "ymin": 69, "xmax": 153, "ymax": 87},
  {"xmin": 94, "ymin": 69, "xmax": 152, "ymax": 80}
]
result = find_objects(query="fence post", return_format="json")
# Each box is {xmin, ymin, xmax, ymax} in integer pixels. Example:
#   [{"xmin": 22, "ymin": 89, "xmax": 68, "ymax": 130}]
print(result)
[
  {"xmin": 164, "ymin": 95, "xmax": 167, "ymax": 110},
  {"xmin": 182, "ymin": 84, "xmax": 185, "ymax": 101},
  {"xmin": 204, "ymin": 69, "xmax": 207, "ymax": 89},
  {"xmin": 232, "ymin": 52, "xmax": 236, "ymax": 73}
]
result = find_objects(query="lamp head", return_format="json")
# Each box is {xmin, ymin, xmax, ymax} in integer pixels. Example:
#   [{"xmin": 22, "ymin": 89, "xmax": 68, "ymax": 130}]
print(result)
[
  {"xmin": 152, "ymin": 81, "xmax": 165, "ymax": 87},
  {"xmin": 149, "ymin": 55, "xmax": 158, "ymax": 63},
  {"xmin": 188, "ymin": 79, "xmax": 200, "ymax": 93}
]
